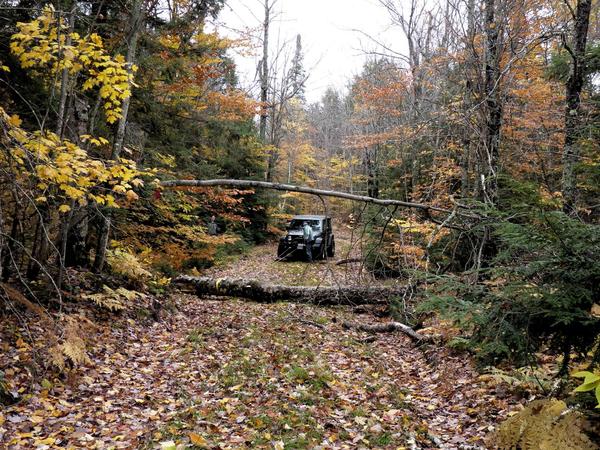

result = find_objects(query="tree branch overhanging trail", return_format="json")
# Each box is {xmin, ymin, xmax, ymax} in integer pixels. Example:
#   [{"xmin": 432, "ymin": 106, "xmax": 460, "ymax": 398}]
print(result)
[{"xmin": 160, "ymin": 179, "xmax": 481, "ymax": 220}]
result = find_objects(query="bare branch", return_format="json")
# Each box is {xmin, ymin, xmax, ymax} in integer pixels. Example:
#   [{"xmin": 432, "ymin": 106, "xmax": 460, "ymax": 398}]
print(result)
[{"xmin": 160, "ymin": 178, "xmax": 482, "ymax": 220}]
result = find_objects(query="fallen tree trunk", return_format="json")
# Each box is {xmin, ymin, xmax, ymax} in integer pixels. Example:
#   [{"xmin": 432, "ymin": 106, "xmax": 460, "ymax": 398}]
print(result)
[
  {"xmin": 174, "ymin": 275, "xmax": 405, "ymax": 305},
  {"xmin": 335, "ymin": 258, "xmax": 363, "ymax": 266},
  {"xmin": 342, "ymin": 320, "xmax": 429, "ymax": 342},
  {"xmin": 160, "ymin": 179, "xmax": 480, "ymax": 220}
]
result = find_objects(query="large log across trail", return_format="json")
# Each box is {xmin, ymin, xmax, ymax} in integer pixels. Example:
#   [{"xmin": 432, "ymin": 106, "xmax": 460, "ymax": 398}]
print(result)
[{"xmin": 174, "ymin": 275, "xmax": 405, "ymax": 305}]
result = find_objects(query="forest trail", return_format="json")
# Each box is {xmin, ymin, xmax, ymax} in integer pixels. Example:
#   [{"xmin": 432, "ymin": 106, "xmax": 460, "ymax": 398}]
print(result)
[
  {"xmin": 202, "ymin": 227, "xmax": 396, "ymax": 288},
  {"xmin": 1, "ymin": 238, "xmax": 519, "ymax": 449}
]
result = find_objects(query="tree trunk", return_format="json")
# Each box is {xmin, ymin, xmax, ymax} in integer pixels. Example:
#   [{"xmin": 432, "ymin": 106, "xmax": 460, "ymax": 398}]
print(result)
[
  {"xmin": 482, "ymin": 0, "xmax": 502, "ymax": 205},
  {"xmin": 94, "ymin": 0, "xmax": 144, "ymax": 272},
  {"xmin": 175, "ymin": 275, "xmax": 407, "ymax": 306},
  {"xmin": 56, "ymin": 7, "xmax": 75, "ymax": 138},
  {"xmin": 27, "ymin": 206, "xmax": 52, "ymax": 281},
  {"xmin": 365, "ymin": 148, "xmax": 379, "ymax": 199},
  {"xmin": 259, "ymin": 0, "xmax": 270, "ymax": 143},
  {"xmin": 1, "ymin": 209, "xmax": 20, "ymax": 282},
  {"xmin": 562, "ymin": 0, "xmax": 593, "ymax": 215},
  {"xmin": 64, "ymin": 209, "xmax": 89, "ymax": 267}
]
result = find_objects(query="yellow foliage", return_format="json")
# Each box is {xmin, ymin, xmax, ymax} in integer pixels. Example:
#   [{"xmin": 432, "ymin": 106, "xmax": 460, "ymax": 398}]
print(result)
[
  {"xmin": 490, "ymin": 399, "xmax": 598, "ymax": 449},
  {"xmin": 106, "ymin": 247, "xmax": 152, "ymax": 281},
  {"xmin": 0, "ymin": 107, "xmax": 143, "ymax": 209},
  {"xmin": 9, "ymin": 5, "xmax": 134, "ymax": 123},
  {"xmin": 83, "ymin": 285, "xmax": 143, "ymax": 311},
  {"xmin": 49, "ymin": 315, "xmax": 93, "ymax": 370}
]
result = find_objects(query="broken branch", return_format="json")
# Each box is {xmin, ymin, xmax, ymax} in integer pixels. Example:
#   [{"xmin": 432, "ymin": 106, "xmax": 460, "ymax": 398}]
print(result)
[
  {"xmin": 342, "ymin": 320, "xmax": 429, "ymax": 342},
  {"xmin": 160, "ymin": 179, "xmax": 481, "ymax": 220}
]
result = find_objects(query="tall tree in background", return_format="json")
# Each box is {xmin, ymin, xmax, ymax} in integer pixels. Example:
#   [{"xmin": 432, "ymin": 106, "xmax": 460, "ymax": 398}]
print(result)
[
  {"xmin": 289, "ymin": 34, "xmax": 306, "ymax": 102},
  {"xmin": 481, "ymin": 0, "xmax": 502, "ymax": 205},
  {"xmin": 561, "ymin": 0, "xmax": 593, "ymax": 215},
  {"xmin": 258, "ymin": 0, "xmax": 273, "ymax": 143}
]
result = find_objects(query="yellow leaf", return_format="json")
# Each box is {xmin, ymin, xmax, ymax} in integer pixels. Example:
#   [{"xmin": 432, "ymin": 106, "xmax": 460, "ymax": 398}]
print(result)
[
  {"xmin": 8, "ymin": 114, "xmax": 22, "ymax": 127},
  {"xmin": 125, "ymin": 190, "xmax": 139, "ymax": 202},
  {"xmin": 34, "ymin": 437, "xmax": 55, "ymax": 445},
  {"xmin": 189, "ymin": 432, "xmax": 208, "ymax": 447},
  {"xmin": 58, "ymin": 204, "xmax": 71, "ymax": 213},
  {"xmin": 35, "ymin": 196, "xmax": 47, "ymax": 203}
]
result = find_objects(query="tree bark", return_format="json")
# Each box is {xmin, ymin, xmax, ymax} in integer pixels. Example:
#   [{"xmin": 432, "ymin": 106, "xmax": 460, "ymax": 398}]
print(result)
[
  {"xmin": 562, "ymin": 0, "xmax": 593, "ymax": 215},
  {"xmin": 341, "ymin": 320, "xmax": 429, "ymax": 342},
  {"xmin": 56, "ymin": 7, "xmax": 75, "ymax": 138},
  {"xmin": 160, "ymin": 178, "xmax": 481, "ymax": 219},
  {"xmin": 482, "ymin": 0, "xmax": 502, "ymax": 205},
  {"xmin": 335, "ymin": 258, "xmax": 363, "ymax": 266},
  {"xmin": 94, "ymin": 0, "xmax": 144, "ymax": 272},
  {"xmin": 259, "ymin": 0, "xmax": 270, "ymax": 144},
  {"xmin": 175, "ymin": 275, "xmax": 406, "ymax": 305}
]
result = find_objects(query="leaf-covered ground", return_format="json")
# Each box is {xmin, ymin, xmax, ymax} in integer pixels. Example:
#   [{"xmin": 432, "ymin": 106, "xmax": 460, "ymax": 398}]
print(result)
[
  {"xmin": 0, "ymin": 296, "xmax": 522, "ymax": 449},
  {"xmin": 1, "ymin": 234, "xmax": 523, "ymax": 449}
]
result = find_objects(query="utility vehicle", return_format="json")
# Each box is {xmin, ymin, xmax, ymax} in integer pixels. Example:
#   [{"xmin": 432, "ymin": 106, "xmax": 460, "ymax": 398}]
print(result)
[{"xmin": 277, "ymin": 215, "xmax": 335, "ymax": 260}]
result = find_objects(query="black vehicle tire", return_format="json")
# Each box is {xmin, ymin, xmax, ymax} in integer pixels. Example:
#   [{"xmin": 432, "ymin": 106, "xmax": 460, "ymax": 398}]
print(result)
[
  {"xmin": 327, "ymin": 237, "xmax": 335, "ymax": 258},
  {"xmin": 318, "ymin": 242, "xmax": 326, "ymax": 260}
]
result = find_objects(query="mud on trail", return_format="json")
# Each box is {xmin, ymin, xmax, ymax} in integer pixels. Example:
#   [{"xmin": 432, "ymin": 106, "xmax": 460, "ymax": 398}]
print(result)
[{"xmin": 0, "ymin": 234, "xmax": 521, "ymax": 450}]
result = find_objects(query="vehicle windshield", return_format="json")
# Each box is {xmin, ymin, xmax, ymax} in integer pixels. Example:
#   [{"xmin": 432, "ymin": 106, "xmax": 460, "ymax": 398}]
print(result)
[{"xmin": 288, "ymin": 219, "xmax": 321, "ymax": 230}]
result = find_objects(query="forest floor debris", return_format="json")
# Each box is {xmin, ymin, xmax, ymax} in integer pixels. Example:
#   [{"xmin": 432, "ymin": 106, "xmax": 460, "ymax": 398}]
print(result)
[
  {"xmin": 0, "ymin": 294, "xmax": 523, "ymax": 449},
  {"xmin": 0, "ymin": 231, "xmax": 527, "ymax": 449}
]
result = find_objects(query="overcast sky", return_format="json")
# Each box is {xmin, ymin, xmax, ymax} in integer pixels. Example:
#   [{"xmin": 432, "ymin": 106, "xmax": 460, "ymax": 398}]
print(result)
[{"xmin": 217, "ymin": 0, "xmax": 408, "ymax": 104}]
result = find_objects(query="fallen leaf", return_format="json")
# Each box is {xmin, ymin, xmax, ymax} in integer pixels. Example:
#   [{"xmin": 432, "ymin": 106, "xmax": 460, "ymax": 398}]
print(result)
[
  {"xmin": 189, "ymin": 432, "xmax": 208, "ymax": 447},
  {"xmin": 160, "ymin": 441, "xmax": 177, "ymax": 450}
]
